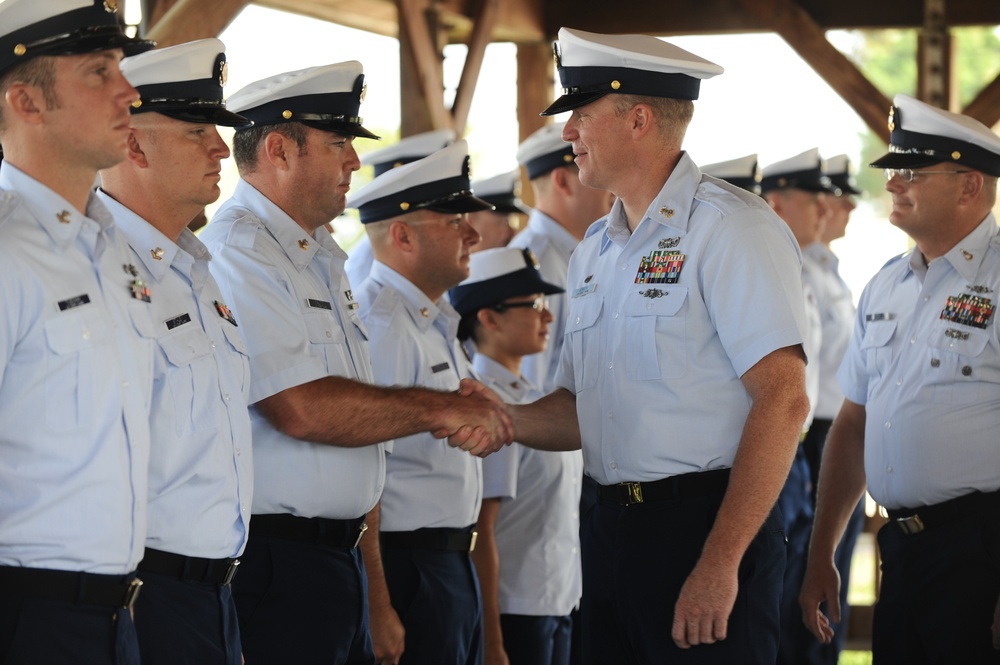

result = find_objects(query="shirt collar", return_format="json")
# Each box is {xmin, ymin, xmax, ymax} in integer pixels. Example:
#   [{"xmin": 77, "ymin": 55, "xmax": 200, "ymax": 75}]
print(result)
[
  {"xmin": 231, "ymin": 179, "xmax": 345, "ymax": 271},
  {"xmin": 600, "ymin": 151, "xmax": 700, "ymax": 254},
  {"xmin": 0, "ymin": 162, "xmax": 113, "ymax": 249},
  {"xmin": 527, "ymin": 209, "xmax": 580, "ymax": 258},
  {"xmin": 940, "ymin": 213, "xmax": 999, "ymax": 284},
  {"xmin": 369, "ymin": 260, "xmax": 459, "ymax": 334},
  {"xmin": 804, "ymin": 242, "xmax": 840, "ymax": 273},
  {"xmin": 471, "ymin": 353, "xmax": 535, "ymax": 402},
  {"xmin": 97, "ymin": 189, "xmax": 184, "ymax": 281}
]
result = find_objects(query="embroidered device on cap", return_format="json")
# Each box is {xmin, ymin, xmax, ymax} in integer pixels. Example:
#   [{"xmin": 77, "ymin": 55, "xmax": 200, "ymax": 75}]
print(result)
[
  {"xmin": 121, "ymin": 38, "xmax": 250, "ymax": 127},
  {"xmin": 869, "ymin": 93, "xmax": 1000, "ymax": 177},
  {"xmin": 825, "ymin": 154, "xmax": 861, "ymax": 196},
  {"xmin": 541, "ymin": 27, "xmax": 723, "ymax": 116},
  {"xmin": 701, "ymin": 154, "xmax": 761, "ymax": 195},
  {"xmin": 361, "ymin": 129, "xmax": 456, "ymax": 176},
  {"xmin": 760, "ymin": 148, "xmax": 835, "ymax": 195},
  {"xmin": 0, "ymin": 0, "xmax": 154, "ymax": 78},
  {"xmin": 449, "ymin": 247, "xmax": 564, "ymax": 317},
  {"xmin": 516, "ymin": 123, "xmax": 575, "ymax": 180},
  {"xmin": 347, "ymin": 140, "xmax": 494, "ymax": 224},
  {"xmin": 226, "ymin": 61, "xmax": 379, "ymax": 140}
]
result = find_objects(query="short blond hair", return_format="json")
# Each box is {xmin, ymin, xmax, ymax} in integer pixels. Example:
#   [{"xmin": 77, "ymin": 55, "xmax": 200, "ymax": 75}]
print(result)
[
  {"xmin": 610, "ymin": 94, "xmax": 693, "ymax": 146},
  {"xmin": 0, "ymin": 56, "xmax": 59, "ymax": 133}
]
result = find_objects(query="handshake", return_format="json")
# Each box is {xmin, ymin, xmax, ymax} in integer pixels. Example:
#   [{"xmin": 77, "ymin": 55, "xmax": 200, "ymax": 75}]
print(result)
[{"xmin": 432, "ymin": 378, "xmax": 515, "ymax": 457}]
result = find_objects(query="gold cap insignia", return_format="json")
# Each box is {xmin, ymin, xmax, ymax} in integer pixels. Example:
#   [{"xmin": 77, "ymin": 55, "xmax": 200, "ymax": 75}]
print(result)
[
  {"xmin": 282, "ymin": 110, "xmax": 293, "ymax": 120},
  {"xmin": 563, "ymin": 154, "xmax": 574, "ymax": 163},
  {"xmin": 360, "ymin": 84, "xmax": 367, "ymax": 103},
  {"xmin": 420, "ymin": 307, "xmax": 430, "ymax": 318},
  {"xmin": 659, "ymin": 206, "xmax": 674, "ymax": 218},
  {"xmin": 952, "ymin": 151, "xmax": 961, "ymax": 160},
  {"xmin": 13, "ymin": 44, "xmax": 26, "ymax": 57},
  {"xmin": 887, "ymin": 106, "xmax": 896, "ymax": 132},
  {"xmin": 131, "ymin": 99, "xmax": 142, "ymax": 108},
  {"xmin": 104, "ymin": 0, "xmax": 118, "ymax": 13},
  {"xmin": 611, "ymin": 80, "xmax": 621, "ymax": 90},
  {"xmin": 151, "ymin": 247, "xmax": 165, "ymax": 261},
  {"xmin": 219, "ymin": 62, "xmax": 228, "ymax": 87},
  {"xmin": 400, "ymin": 202, "xmax": 410, "ymax": 211}
]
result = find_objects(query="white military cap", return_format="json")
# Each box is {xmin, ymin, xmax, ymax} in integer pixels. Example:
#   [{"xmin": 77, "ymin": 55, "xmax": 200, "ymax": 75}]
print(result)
[
  {"xmin": 541, "ymin": 27, "xmax": 724, "ymax": 116},
  {"xmin": 0, "ymin": 0, "xmax": 153, "ymax": 77},
  {"xmin": 869, "ymin": 93, "xmax": 1000, "ymax": 177},
  {"xmin": 362, "ymin": 129, "xmax": 455, "ymax": 176},
  {"xmin": 227, "ymin": 61, "xmax": 379, "ymax": 140},
  {"xmin": 449, "ymin": 247, "xmax": 564, "ymax": 317},
  {"xmin": 825, "ymin": 154, "xmax": 861, "ymax": 196},
  {"xmin": 472, "ymin": 169, "xmax": 529, "ymax": 215},
  {"xmin": 701, "ymin": 154, "xmax": 761, "ymax": 195},
  {"xmin": 122, "ymin": 38, "xmax": 250, "ymax": 127},
  {"xmin": 516, "ymin": 123, "xmax": 575, "ymax": 179},
  {"xmin": 348, "ymin": 140, "xmax": 493, "ymax": 224},
  {"xmin": 760, "ymin": 148, "xmax": 835, "ymax": 194}
]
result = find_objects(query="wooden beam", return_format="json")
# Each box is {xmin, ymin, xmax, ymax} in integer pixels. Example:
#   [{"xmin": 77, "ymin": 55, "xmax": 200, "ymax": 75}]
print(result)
[
  {"xmin": 738, "ymin": 0, "xmax": 891, "ymax": 144},
  {"xmin": 398, "ymin": 0, "xmax": 452, "ymax": 135},
  {"xmin": 963, "ymin": 72, "xmax": 1000, "ymax": 129},
  {"xmin": 451, "ymin": 0, "xmax": 499, "ymax": 136},
  {"xmin": 145, "ymin": 0, "xmax": 248, "ymax": 46},
  {"xmin": 917, "ymin": 0, "xmax": 954, "ymax": 109},
  {"xmin": 515, "ymin": 42, "xmax": 554, "ymax": 210}
]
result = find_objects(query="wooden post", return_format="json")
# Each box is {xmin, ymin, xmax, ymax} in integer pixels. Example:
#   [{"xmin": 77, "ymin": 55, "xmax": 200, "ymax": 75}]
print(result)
[
  {"xmin": 398, "ymin": 0, "xmax": 451, "ymax": 137},
  {"xmin": 917, "ymin": 0, "xmax": 954, "ymax": 110},
  {"xmin": 145, "ymin": 0, "xmax": 249, "ymax": 47},
  {"xmin": 515, "ymin": 41, "xmax": 554, "ymax": 210}
]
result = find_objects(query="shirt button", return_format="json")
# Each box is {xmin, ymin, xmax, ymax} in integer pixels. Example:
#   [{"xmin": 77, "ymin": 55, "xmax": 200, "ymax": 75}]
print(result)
[
  {"xmin": 82, "ymin": 329, "xmax": 90, "ymax": 340},
  {"xmin": 887, "ymin": 466, "xmax": 893, "ymax": 474},
  {"xmin": 621, "ymin": 263, "xmax": 628, "ymax": 271},
  {"xmin": 930, "ymin": 358, "xmax": 940, "ymax": 368},
  {"xmin": 189, "ymin": 345, "xmax": 196, "ymax": 353},
  {"xmin": 610, "ymin": 461, "xmax": 617, "ymax": 469},
  {"xmin": 326, "ymin": 330, "xmax": 332, "ymax": 338},
  {"xmin": 896, "ymin": 378, "xmax": 903, "ymax": 386},
  {"xmin": 962, "ymin": 365, "xmax": 973, "ymax": 376},
  {"xmin": 224, "ymin": 394, "xmax": 231, "ymax": 402},
  {"xmin": 576, "ymin": 316, "xmax": 581, "ymax": 324},
  {"xmin": 909, "ymin": 336, "xmax": 916, "ymax": 344},
  {"xmin": 613, "ymin": 312, "xmax": 619, "ymax": 319},
  {"xmin": 211, "ymin": 342, "xmax": 216, "ymax": 349},
  {"xmin": 607, "ymin": 411, "xmax": 613, "ymax": 419},
  {"xmin": 608, "ymin": 361, "xmax": 613, "ymax": 369},
  {"xmin": 884, "ymin": 421, "xmax": 891, "ymax": 430},
  {"xmin": 122, "ymin": 381, "xmax": 129, "ymax": 389}
]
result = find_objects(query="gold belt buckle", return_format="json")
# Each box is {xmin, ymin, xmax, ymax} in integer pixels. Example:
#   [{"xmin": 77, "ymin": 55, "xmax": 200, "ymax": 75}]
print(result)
[
  {"xmin": 622, "ymin": 481, "xmax": 643, "ymax": 505},
  {"xmin": 469, "ymin": 531, "xmax": 478, "ymax": 553},
  {"xmin": 124, "ymin": 577, "xmax": 143, "ymax": 609},
  {"xmin": 895, "ymin": 514, "xmax": 925, "ymax": 535},
  {"xmin": 353, "ymin": 522, "xmax": 369, "ymax": 549}
]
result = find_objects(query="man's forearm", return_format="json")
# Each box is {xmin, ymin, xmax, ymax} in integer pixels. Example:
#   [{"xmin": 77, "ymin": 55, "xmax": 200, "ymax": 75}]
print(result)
[{"xmin": 507, "ymin": 388, "xmax": 581, "ymax": 452}]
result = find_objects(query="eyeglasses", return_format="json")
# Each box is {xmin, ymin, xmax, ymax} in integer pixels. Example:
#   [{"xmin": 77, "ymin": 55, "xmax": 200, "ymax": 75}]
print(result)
[
  {"xmin": 883, "ymin": 168, "xmax": 972, "ymax": 182},
  {"xmin": 492, "ymin": 296, "xmax": 548, "ymax": 313}
]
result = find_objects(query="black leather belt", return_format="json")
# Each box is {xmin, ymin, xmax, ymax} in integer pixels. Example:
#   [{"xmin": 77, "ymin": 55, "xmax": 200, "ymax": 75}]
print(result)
[
  {"xmin": 381, "ymin": 527, "xmax": 478, "ymax": 552},
  {"xmin": 0, "ymin": 565, "xmax": 142, "ymax": 609},
  {"xmin": 250, "ymin": 514, "xmax": 368, "ymax": 549},
  {"xmin": 138, "ymin": 548, "xmax": 240, "ymax": 586},
  {"xmin": 597, "ymin": 468, "xmax": 731, "ymax": 506},
  {"xmin": 887, "ymin": 489, "xmax": 1000, "ymax": 535}
]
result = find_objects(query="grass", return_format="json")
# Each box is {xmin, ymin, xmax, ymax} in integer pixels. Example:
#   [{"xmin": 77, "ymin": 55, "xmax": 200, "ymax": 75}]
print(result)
[{"xmin": 840, "ymin": 650, "xmax": 873, "ymax": 665}]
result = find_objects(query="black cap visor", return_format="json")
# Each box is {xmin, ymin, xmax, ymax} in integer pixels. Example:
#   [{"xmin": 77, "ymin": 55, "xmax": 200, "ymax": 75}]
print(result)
[
  {"xmin": 450, "ymin": 267, "xmax": 565, "ymax": 316},
  {"xmin": 541, "ymin": 90, "xmax": 609, "ymax": 117},
  {"xmin": 868, "ymin": 150, "xmax": 942, "ymax": 171}
]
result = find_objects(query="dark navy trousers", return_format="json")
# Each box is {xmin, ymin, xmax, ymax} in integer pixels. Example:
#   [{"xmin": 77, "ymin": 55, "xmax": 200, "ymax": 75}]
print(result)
[{"xmin": 501, "ymin": 614, "xmax": 572, "ymax": 665}]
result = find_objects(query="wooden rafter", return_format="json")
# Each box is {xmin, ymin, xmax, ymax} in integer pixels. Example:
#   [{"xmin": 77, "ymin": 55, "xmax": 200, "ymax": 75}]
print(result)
[
  {"xmin": 737, "ymin": 0, "xmax": 891, "ymax": 144},
  {"xmin": 963, "ymin": 71, "xmax": 1000, "ymax": 129},
  {"xmin": 451, "ymin": 0, "xmax": 499, "ymax": 136},
  {"xmin": 398, "ymin": 0, "xmax": 452, "ymax": 132},
  {"xmin": 145, "ymin": 0, "xmax": 249, "ymax": 47}
]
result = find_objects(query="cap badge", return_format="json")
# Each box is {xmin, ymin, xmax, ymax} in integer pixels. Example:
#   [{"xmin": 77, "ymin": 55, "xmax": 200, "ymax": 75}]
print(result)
[
  {"xmin": 56, "ymin": 210, "xmax": 71, "ymax": 224},
  {"xmin": 659, "ymin": 206, "xmax": 675, "ymax": 218},
  {"xmin": 952, "ymin": 151, "xmax": 961, "ymax": 160},
  {"xmin": 611, "ymin": 80, "xmax": 621, "ymax": 90},
  {"xmin": 151, "ymin": 247, "xmax": 164, "ymax": 261},
  {"xmin": 887, "ymin": 106, "xmax": 896, "ymax": 132},
  {"xmin": 13, "ymin": 44, "xmax": 26, "ymax": 57},
  {"xmin": 563, "ymin": 154, "xmax": 574, "ymax": 163},
  {"xmin": 282, "ymin": 110, "xmax": 293, "ymax": 120},
  {"xmin": 131, "ymin": 99, "xmax": 142, "ymax": 109},
  {"xmin": 399, "ymin": 202, "xmax": 410, "ymax": 211},
  {"xmin": 360, "ymin": 84, "xmax": 367, "ymax": 103},
  {"xmin": 219, "ymin": 62, "xmax": 228, "ymax": 87},
  {"xmin": 298, "ymin": 239, "xmax": 309, "ymax": 250},
  {"xmin": 104, "ymin": 0, "xmax": 118, "ymax": 13},
  {"xmin": 552, "ymin": 41, "xmax": 562, "ymax": 68}
]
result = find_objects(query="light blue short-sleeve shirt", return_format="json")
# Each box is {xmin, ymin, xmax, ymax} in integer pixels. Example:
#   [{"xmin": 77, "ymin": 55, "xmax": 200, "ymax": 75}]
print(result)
[
  {"xmin": 357, "ymin": 261, "xmax": 482, "ymax": 532},
  {"xmin": 201, "ymin": 179, "xmax": 384, "ymax": 520},
  {"xmin": 101, "ymin": 191, "xmax": 253, "ymax": 559},
  {"xmin": 838, "ymin": 215, "xmax": 1000, "ymax": 509},
  {"xmin": 556, "ymin": 155, "xmax": 807, "ymax": 485},
  {"xmin": 474, "ymin": 354, "xmax": 582, "ymax": 617},
  {"xmin": 0, "ymin": 164, "xmax": 154, "ymax": 574},
  {"xmin": 508, "ymin": 211, "xmax": 579, "ymax": 393},
  {"xmin": 803, "ymin": 243, "xmax": 855, "ymax": 420}
]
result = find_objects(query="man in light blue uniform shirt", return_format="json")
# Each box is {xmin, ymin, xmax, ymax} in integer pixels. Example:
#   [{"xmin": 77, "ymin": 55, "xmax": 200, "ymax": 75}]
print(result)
[
  {"xmin": 802, "ymin": 94, "xmax": 1000, "ymax": 664},
  {"xmin": 98, "ymin": 39, "xmax": 253, "ymax": 665},
  {"xmin": 349, "ymin": 140, "xmax": 498, "ymax": 665},
  {"xmin": 346, "ymin": 128, "xmax": 455, "ymax": 288},
  {"xmin": 451, "ymin": 247, "xmax": 583, "ymax": 665},
  {"xmin": 0, "ymin": 1, "xmax": 154, "ymax": 663},
  {"xmin": 201, "ymin": 66, "xmax": 511, "ymax": 665},
  {"xmin": 510, "ymin": 123, "xmax": 614, "ymax": 393},
  {"xmin": 478, "ymin": 28, "xmax": 810, "ymax": 665}
]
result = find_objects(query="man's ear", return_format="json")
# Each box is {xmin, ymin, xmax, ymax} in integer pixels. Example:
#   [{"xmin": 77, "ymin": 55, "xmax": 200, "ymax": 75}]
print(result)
[
  {"xmin": 125, "ymin": 130, "xmax": 148, "ymax": 168},
  {"xmin": 4, "ymin": 83, "xmax": 45, "ymax": 125},
  {"xmin": 629, "ymin": 103, "xmax": 655, "ymax": 139},
  {"xmin": 958, "ymin": 171, "xmax": 984, "ymax": 205},
  {"xmin": 551, "ymin": 166, "xmax": 573, "ymax": 196},
  {"xmin": 388, "ymin": 218, "xmax": 416, "ymax": 253},
  {"xmin": 476, "ymin": 307, "xmax": 501, "ymax": 332},
  {"xmin": 263, "ymin": 131, "xmax": 290, "ymax": 171}
]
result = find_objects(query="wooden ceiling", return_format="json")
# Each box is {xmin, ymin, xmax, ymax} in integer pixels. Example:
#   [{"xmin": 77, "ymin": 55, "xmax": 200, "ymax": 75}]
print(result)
[{"xmin": 141, "ymin": 0, "xmax": 1000, "ymax": 144}]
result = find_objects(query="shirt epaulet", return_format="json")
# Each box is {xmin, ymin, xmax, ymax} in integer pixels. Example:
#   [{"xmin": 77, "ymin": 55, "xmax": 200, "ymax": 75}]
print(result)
[
  {"xmin": 225, "ymin": 213, "xmax": 263, "ymax": 249},
  {"xmin": 584, "ymin": 217, "xmax": 606, "ymax": 239},
  {"xmin": 363, "ymin": 283, "xmax": 404, "ymax": 328},
  {"xmin": 696, "ymin": 176, "xmax": 766, "ymax": 217},
  {"xmin": 881, "ymin": 251, "xmax": 909, "ymax": 271}
]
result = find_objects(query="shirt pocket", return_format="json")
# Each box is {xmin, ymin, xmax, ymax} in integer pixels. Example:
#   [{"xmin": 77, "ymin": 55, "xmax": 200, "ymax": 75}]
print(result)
[
  {"xmin": 565, "ymin": 296, "xmax": 604, "ymax": 392},
  {"xmin": 43, "ymin": 309, "xmax": 111, "ymax": 431},
  {"xmin": 860, "ymin": 320, "xmax": 896, "ymax": 385},
  {"xmin": 623, "ymin": 287, "xmax": 688, "ymax": 381},
  {"xmin": 303, "ymin": 308, "xmax": 351, "ymax": 377},
  {"xmin": 157, "ymin": 325, "xmax": 215, "ymax": 436},
  {"xmin": 927, "ymin": 324, "xmax": 997, "ymax": 403}
]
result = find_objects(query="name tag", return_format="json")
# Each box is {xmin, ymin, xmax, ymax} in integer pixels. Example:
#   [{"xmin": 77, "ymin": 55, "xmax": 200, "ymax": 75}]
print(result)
[
  {"xmin": 307, "ymin": 298, "xmax": 333, "ymax": 310},
  {"xmin": 431, "ymin": 362, "xmax": 450, "ymax": 374},
  {"xmin": 572, "ymin": 283, "xmax": 597, "ymax": 298},
  {"xmin": 865, "ymin": 312, "xmax": 894, "ymax": 322},
  {"xmin": 165, "ymin": 313, "xmax": 192, "ymax": 330},
  {"xmin": 58, "ymin": 294, "xmax": 91, "ymax": 311}
]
